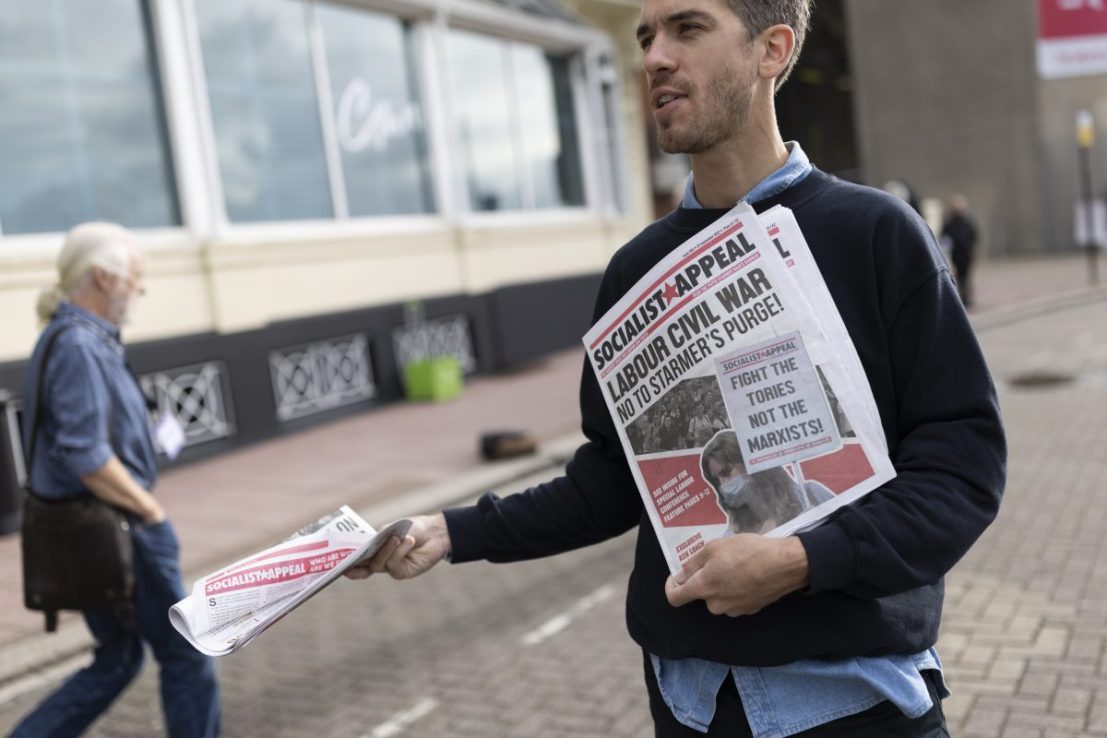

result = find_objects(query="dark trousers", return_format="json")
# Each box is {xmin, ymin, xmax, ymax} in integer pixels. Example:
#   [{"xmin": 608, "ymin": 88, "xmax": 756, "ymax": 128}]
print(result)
[
  {"xmin": 645, "ymin": 653, "xmax": 950, "ymax": 737},
  {"xmin": 952, "ymin": 251, "xmax": 974, "ymax": 308}
]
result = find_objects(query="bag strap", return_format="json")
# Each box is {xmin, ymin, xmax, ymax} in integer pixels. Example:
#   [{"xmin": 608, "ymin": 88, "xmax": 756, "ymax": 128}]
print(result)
[{"xmin": 23, "ymin": 325, "xmax": 71, "ymax": 492}]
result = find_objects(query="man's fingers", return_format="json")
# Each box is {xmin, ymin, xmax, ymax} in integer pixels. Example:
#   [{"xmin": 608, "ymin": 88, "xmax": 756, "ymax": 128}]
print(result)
[
  {"xmin": 343, "ymin": 535, "xmax": 420, "ymax": 580},
  {"xmin": 666, "ymin": 542, "xmax": 723, "ymax": 606},
  {"xmin": 673, "ymin": 545, "xmax": 712, "ymax": 586},
  {"xmin": 665, "ymin": 571, "xmax": 702, "ymax": 608},
  {"xmin": 362, "ymin": 535, "xmax": 404, "ymax": 573},
  {"xmin": 385, "ymin": 536, "xmax": 418, "ymax": 578}
]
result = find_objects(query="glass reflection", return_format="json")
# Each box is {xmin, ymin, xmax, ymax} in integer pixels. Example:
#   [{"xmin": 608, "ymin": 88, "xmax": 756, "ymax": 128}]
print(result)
[
  {"xmin": 317, "ymin": 4, "xmax": 434, "ymax": 217},
  {"xmin": 0, "ymin": 0, "xmax": 179, "ymax": 234},
  {"xmin": 194, "ymin": 0, "xmax": 332, "ymax": 222},
  {"xmin": 512, "ymin": 48, "xmax": 584, "ymax": 208},
  {"xmin": 448, "ymin": 30, "xmax": 521, "ymax": 212},
  {"xmin": 447, "ymin": 29, "xmax": 584, "ymax": 212}
]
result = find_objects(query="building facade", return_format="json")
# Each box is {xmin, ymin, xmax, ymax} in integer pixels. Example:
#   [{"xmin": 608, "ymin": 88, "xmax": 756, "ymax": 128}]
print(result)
[
  {"xmin": 586, "ymin": 0, "xmax": 1107, "ymax": 258},
  {"xmin": 846, "ymin": 0, "xmax": 1107, "ymax": 256},
  {"xmin": 0, "ymin": 0, "xmax": 654, "ymax": 463},
  {"xmin": 3, "ymin": 0, "xmax": 1104, "ymax": 470}
]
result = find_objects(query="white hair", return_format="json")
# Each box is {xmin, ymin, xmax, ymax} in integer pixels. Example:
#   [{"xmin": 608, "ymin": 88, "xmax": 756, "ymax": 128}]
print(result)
[{"xmin": 36, "ymin": 222, "xmax": 137, "ymax": 325}]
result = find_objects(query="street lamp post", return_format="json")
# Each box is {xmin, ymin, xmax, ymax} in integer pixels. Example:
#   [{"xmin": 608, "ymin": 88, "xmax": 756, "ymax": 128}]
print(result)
[{"xmin": 1076, "ymin": 110, "xmax": 1097, "ymax": 286}]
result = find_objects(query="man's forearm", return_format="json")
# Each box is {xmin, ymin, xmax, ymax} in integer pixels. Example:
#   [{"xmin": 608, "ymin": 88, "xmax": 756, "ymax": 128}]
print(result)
[{"xmin": 80, "ymin": 456, "xmax": 165, "ymax": 523}]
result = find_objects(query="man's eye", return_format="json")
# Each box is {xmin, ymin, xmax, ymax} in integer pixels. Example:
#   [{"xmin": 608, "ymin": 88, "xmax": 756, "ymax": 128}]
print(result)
[
  {"xmin": 679, "ymin": 23, "xmax": 701, "ymax": 34},
  {"xmin": 639, "ymin": 36, "xmax": 653, "ymax": 51}
]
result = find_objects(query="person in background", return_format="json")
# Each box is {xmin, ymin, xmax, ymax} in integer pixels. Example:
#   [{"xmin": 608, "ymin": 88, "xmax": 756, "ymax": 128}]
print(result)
[
  {"xmin": 941, "ymin": 193, "xmax": 980, "ymax": 308},
  {"xmin": 882, "ymin": 178, "xmax": 923, "ymax": 216},
  {"xmin": 11, "ymin": 223, "xmax": 220, "ymax": 738}
]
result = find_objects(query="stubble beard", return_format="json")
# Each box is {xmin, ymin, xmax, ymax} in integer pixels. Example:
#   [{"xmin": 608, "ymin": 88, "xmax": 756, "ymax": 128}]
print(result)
[
  {"xmin": 107, "ymin": 285, "xmax": 132, "ymax": 327},
  {"xmin": 656, "ymin": 66, "xmax": 753, "ymax": 155}
]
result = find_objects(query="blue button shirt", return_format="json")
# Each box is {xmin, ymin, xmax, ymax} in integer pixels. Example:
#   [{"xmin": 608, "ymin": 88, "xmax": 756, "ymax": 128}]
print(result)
[
  {"xmin": 659, "ymin": 142, "xmax": 948, "ymax": 736},
  {"xmin": 22, "ymin": 302, "xmax": 157, "ymax": 498},
  {"xmin": 681, "ymin": 140, "xmax": 812, "ymax": 209}
]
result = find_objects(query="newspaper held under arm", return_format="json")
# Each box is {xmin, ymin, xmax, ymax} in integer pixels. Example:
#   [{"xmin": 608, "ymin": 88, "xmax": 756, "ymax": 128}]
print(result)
[
  {"xmin": 169, "ymin": 506, "xmax": 412, "ymax": 657},
  {"xmin": 583, "ymin": 202, "xmax": 895, "ymax": 575}
]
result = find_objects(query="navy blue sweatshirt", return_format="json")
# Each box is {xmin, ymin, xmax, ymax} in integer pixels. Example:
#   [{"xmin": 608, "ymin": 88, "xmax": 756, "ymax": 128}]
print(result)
[{"xmin": 445, "ymin": 168, "xmax": 1006, "ymax": 666}]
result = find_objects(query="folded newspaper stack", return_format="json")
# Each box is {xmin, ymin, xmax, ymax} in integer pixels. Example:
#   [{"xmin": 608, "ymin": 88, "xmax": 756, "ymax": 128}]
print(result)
[
  {"xmin": 169, "ymin": 506, "xmax": 411, "ymax": 656},
  {"xmin": 584, "ymin": 202, "xmax": 895, "ymax": 575}
]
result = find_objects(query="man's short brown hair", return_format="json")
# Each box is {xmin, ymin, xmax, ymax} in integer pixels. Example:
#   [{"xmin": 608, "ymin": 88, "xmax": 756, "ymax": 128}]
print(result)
[{"xmin": 727, "ymin": 0, "xmax": 813, "ymax": 89}]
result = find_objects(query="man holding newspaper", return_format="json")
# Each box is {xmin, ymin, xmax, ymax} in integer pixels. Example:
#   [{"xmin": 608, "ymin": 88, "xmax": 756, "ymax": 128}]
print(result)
[{"xmin": 350, "ymin": 0, "xmax": 1005, "ymax": 735}]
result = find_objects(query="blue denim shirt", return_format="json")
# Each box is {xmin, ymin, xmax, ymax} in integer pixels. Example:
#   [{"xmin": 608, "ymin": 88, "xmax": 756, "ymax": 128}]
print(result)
[
  {"xmin": 681, "ymin": 140, "xmax": 812, "ymax": 209},
  {"xmin": 22, "ymin": 302, "xmax": 157, "ymax": 498},
  {"xmin": 660, "ymin": 142, "xmax": 948, "ymax": 736}
]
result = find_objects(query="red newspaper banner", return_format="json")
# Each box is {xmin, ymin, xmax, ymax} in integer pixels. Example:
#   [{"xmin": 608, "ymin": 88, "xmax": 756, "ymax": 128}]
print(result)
[
  {"xmin": 638, "ymin": 454, "xmax": 728, "ymax": 529},
  {"xmin": 204, "ymin": 547, "xmax": 356, "ymax": 595},
  {"xmin": 797, "ymin": 443, "xmax": 876, "ymax": 494}
]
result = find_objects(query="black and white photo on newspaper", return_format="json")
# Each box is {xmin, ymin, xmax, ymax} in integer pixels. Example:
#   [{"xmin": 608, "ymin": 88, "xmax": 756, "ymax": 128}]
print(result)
[{"xmin": 583, "ymin": 201, "xmax": 895, "ymax": 575}]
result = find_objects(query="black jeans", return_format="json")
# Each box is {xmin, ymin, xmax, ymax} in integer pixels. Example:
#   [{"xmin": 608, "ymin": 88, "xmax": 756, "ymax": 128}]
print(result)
[{"xmin": 645, "ymin": 653, "xmax": 950, "ymax": 737}]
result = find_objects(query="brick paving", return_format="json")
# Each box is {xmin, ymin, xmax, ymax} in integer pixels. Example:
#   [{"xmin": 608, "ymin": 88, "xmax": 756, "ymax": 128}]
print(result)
[
  {"xmin": 0, "ymin": 252, "xmax": 1105, "ymax": 736},
  {"xmin": 937, "ymin": 294, "xmax": 1107, "ymax": 737},
  {"xmin": 0, "ymin": 348, "xmax": 588, "ymax": 651}
]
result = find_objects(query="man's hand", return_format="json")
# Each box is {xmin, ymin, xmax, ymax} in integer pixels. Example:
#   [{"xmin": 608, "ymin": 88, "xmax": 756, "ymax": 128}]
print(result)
[
  {"xmin": 345, "ymin": 513, "xmax": 451, "ymax": 581},
  {"xmin": 82, "ymin": 456, "xmax": 167, "ymax": 524},
  {"xmin": 142, "ymin": 502, "xmax": 168, "ymax": 525},
  {"xmin": 664, "ymin": 534, "xmax": 809, "ymax": 617}
]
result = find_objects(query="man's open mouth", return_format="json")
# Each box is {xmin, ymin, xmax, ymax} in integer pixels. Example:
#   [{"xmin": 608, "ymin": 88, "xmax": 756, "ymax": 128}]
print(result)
[{"xmin": 655, "ymin": 94, "xmax": 684, "ymax": 111}]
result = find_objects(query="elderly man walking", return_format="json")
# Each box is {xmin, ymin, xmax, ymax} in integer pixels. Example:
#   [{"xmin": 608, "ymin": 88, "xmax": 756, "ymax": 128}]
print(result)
[{"xmin": 11, "ymin": 223, "xmax": 220, "ymax": 738}]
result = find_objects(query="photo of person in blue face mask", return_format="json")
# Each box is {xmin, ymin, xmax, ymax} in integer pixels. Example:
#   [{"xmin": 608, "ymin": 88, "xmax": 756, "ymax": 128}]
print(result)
[{"xmin": 700, "ymin": 431, "xmax": 834, "ymax": 535}]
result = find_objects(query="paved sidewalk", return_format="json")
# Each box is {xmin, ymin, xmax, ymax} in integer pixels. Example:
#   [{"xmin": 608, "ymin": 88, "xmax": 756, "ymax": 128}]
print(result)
[
  {"xmin": 0, "ymin": 250, "xmax": 1102, "ymax": 700},
  {"xmin": 0, "ymin": 347, "xmax": 588, "ymax": 684}
]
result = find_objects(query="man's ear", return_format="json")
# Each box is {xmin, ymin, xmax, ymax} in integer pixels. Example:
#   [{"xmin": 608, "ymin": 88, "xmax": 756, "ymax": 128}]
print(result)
[
  {"xmin": 90, "ymin": 266, "xmax": 116, "ymax": 293},
  {"xmin": 758, "ymin": 24, "xmax": 796, "ymax": 82}
]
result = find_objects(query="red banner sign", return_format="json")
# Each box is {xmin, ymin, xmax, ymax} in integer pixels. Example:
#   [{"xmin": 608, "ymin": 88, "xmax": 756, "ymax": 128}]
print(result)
[
  {"xmin": 1038, "ymin": 0, "xmax": 1107, "ymax": 39},
  {"xmin": 1037, "ymin": 0, "xmax": 1107, "ymax": 78}
]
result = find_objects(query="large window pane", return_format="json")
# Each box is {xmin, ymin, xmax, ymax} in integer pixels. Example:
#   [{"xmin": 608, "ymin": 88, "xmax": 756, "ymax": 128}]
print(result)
[
  {"xmin": 448, "ymin": 30, "xmax": 521, "ymax": 212},
  {"xmin": 512, "ymin": 48, "xmax": 584, "ymax": 208},
  {"xmin": 0, "ymin": 0, "xmax": 179, "ymax": 235},
  {"xmin": 194, "ymin": 0, "xmax": 332, "ymax": 222},
  {"xmin": 317, "ymin": 4, "xmax": 434, "ymax": 217},
  {"xmin": 448, "ymin": 30, "xmax": 585, "ymax": 213}
]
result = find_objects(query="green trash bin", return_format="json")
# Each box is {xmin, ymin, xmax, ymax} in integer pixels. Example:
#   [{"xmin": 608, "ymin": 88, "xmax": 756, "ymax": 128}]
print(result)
[{"xmin": 403, "ymin": 356, "xmax": 463, "ymax": 402}]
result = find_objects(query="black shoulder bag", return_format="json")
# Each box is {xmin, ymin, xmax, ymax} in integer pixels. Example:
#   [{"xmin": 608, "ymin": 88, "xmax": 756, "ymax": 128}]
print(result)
[{"xmin": 21, "ymin": 326, "xmax": 135, "ymax": 632}]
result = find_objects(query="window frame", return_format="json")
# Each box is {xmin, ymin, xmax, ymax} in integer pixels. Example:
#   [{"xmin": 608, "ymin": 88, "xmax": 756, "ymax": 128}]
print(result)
[
  {"xmin": 0, "ymin": 0, "xmax": 190, "ymax": 246},
  {"xmin": 441, "ymin": 19, "xmax": 601, "ymax": 224},
  {"xmin": 0, "ymin": 0, "xmax": 628, "ymax": 249}
]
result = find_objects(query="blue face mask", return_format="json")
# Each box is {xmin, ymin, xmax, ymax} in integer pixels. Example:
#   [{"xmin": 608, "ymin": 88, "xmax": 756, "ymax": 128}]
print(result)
[{"xmin": 718, "ymin": 475, "xmax": 749, "ymax": 508}]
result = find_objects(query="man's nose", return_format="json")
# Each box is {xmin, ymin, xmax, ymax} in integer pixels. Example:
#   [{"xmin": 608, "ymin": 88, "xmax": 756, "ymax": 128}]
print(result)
[{"xmin": 643, "ymin": 34, "xmax": 677, "ymax": 77}]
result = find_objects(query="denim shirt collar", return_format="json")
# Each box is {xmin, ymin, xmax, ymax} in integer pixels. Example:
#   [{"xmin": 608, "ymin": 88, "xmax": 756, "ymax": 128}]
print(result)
[
  {"xmin": 681, "ymin": 141, "xmax": 812, "ymax": 209},
  {"xmin": 56, "ymin": 301, "xmax": 122, "ymax": 345}
]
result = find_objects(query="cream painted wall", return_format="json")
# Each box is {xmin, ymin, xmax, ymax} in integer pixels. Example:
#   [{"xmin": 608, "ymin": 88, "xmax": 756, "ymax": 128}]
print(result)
[
  {"xmin": 0, "ymin": 215, "xmax": 638, "ymax": 362},
  {"xmin": 0, "ymin": 245, "xmax": 216, "ymax": 362},
  {"xmin": 127, "ymin": 248, "xmax": 217, "ymax": 342},
  {"xmin": 1, "ymin": 248, "xmax": 54, "ymax": 360},
  {"xmin": 455, "ymin": 220, "xmax": 613, "ymax": 293},
  {"xmin": 200, "ymin": 228, "xmax": 462, "ymax": 332}
]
